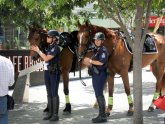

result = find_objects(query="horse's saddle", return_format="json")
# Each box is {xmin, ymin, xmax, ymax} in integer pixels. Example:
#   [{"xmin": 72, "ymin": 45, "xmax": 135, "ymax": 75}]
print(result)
[
  {"xmin": 143, "ymin": 34, "xmax": 157, "ymax": 52},
  {"xmin": 59, "ymin": 32, "xmax": 72, "ymax": 47},
  {"xmin": 120, "ymin": 31, "xmax": 158, "ymax": 54},
  {"xmin": 58, "ymin": 31, "xmax": 78, "ymax": 72},
  {"xmin": 58, "ymin": 32, "xmax": 77, "ymax": 54}
]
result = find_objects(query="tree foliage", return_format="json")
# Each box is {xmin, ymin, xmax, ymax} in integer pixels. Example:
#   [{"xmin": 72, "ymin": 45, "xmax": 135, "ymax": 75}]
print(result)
[
  {"xmin": 0, "ymin": 0, "xmax": 164, "ymax": 30},
  {"xmin": 152, "ymin": 0, "xmax": 165, "ymax": 15},
  {"xmin": 0, "ymin": 0, "xmax": 69, "ymax": 29},
  {"xmin": 0, "ymin": 0, "xmax": 94, "ymax": 30}
]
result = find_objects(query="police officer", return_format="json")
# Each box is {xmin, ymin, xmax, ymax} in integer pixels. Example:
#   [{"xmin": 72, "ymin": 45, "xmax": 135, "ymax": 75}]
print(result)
[
  {"xmin": 84, "ymin": 32, "xmax": 109, "ymax": 123},
  {"xmin": 31, "ymin": 30, "xmax": 61, "ymax": 121}
]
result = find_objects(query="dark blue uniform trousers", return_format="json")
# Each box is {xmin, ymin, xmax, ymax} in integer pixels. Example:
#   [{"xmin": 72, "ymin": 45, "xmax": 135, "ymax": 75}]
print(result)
[
  {"xmin": 92, "ymin": 71, "xmax": 107, "ymax": 97},
  {"xmin": 44, "ymin": 71, "xmax": 60, "ymax": 97}
]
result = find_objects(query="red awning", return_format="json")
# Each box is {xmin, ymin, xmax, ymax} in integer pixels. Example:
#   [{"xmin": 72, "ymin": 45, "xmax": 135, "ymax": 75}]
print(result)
[{"xmin": 149, "ymin": 16, "xmax": 165, "ymax": 27}]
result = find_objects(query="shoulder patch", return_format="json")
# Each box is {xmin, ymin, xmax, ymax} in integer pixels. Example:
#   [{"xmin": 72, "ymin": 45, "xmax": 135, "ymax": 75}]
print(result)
[
  {"xmin": 101, "ymin": 53, "xmax": 106, "ymax": 58},
  {"xmin": 51, "ymin": 48, "xmax": 55, "ymax": 52}
]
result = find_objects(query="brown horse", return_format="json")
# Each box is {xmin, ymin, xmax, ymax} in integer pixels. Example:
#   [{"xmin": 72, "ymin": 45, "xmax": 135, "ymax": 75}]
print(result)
[
  {"xmin": 28, "ymin": 27, "xmax": 84, "ymax": 114},
  {"xmin": 77, "ymin": 21, "xmax": 165, "ymax": 116}
]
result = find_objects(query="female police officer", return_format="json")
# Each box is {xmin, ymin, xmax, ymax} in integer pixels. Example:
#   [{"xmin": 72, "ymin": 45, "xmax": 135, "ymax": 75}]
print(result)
[
  {"xmin": 83, "ymin": 32, "xmax": 109, "ymax": 123},
  {"xmin": 31, "ymin": 30, "xmax": 61, "ymax": 121}
]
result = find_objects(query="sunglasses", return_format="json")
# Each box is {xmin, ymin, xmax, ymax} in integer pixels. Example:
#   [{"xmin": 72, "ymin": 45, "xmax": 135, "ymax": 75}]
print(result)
[
  {"xmin": 95, "ymin": 39, "xmax": 102, "ymax": 42},
  {"xmin": 47, "ymin": 36, "xmax": 53, "ymax": 38}
]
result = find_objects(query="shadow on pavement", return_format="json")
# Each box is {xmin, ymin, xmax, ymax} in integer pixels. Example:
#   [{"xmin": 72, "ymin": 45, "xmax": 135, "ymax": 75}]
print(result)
[{"xmin": 9, "ymin": 102, "xmax": 165, "ymax": 124}]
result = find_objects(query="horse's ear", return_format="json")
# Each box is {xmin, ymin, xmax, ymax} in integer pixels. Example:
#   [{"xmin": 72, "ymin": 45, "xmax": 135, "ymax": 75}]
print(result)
[
  {"xmin": 77, "ymin": 20, "xmax": 81, "ymax": 28},
  {"xmin": 43, "ymin": 28, "xmax": 48, "ymax": 33}
]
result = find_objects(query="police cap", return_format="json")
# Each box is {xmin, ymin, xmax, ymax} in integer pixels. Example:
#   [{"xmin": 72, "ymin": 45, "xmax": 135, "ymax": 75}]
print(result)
[
  {"xmin": 47, "ymin": 30, "xmax": 59, "ymax": 38},
  {"xmin": 93, "ymin": 32, "xmax": 105, "ymax": 41}
]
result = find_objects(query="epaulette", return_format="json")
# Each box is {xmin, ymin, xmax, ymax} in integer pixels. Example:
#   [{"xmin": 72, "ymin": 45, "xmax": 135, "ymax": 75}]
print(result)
[{"xmin": 101, "ymin": 46, "xmax": 107, "ymax": 52}]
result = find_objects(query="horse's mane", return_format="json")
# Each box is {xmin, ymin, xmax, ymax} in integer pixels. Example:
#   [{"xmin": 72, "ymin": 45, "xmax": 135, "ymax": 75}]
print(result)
[
  {"xmin": 70, "ymin": 30, "xmax": 78, "ymax": 45},
  {"xmin": 79, "ymin": 22, "xmax": 116, "ymax": 40}
]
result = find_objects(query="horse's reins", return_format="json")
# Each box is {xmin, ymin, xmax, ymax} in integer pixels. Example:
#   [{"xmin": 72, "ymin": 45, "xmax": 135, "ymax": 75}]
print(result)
[
  {"xmin": 78, "ymin": 26, "xmax": 94, "ymax": 86},
  {"xmin": 78, "ymin": 43, "xmax": 93, "ymax": 87}
]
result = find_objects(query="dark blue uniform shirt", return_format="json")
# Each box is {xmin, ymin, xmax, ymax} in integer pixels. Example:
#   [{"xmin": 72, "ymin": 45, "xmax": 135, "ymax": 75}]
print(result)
[
  {"xmin": 45, "ymin": 43, "xmax": 60, "ymax": 65},
  {"xmin": 93, "ymin": 46, "xmax": 109, "ymax": 71}
]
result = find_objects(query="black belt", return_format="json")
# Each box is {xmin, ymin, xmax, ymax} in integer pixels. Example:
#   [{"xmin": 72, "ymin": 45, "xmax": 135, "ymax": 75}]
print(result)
[{"xmin": 0, "ymin": 95, "xmax": 7, "ymax": 98}]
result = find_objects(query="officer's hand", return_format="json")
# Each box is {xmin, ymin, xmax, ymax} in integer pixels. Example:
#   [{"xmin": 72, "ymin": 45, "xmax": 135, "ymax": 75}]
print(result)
[
  {"xmin": 31, "ymin": 45, "xmax": 39, "ymax": 52},
  {"xmin": 83, "ymin": 57, "xmax": 91, "ymax": 66}
]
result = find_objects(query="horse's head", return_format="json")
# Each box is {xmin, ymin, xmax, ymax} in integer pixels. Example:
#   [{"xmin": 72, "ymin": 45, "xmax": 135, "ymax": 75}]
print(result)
[
  {"xmin": 28, "ymin": 26, "xmax": 48, "ymax": 60},
  {"xmin": 77, "ymin": 21, "xmax": 117, "ymax": 61},
  {"xmin": 77, "ymin": 21, "xmax": 96, "ymax": 61}
]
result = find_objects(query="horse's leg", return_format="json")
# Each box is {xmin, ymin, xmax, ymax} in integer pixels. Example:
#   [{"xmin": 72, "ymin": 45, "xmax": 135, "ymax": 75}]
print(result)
[
  {"xmin": 161, "ymin": 74, "xmax": 165, "ymax": 95},
  {"xmin": 106, "ymin": 75, "xmax": 115, "ymax": 116},
  {"xmin": 121, "ymin": 72, "xmax": 134, "ymax": 116},
  {"xmin": 60, "ymin": 48, "xmax": 74, "ymax": 114},
  {"xmin": 62, "ymin": 71, "xmax": 71, "ymax": 114},
  {"xmin": 148, "ymin": 61, "xmax": 165, "ymax": 112}
]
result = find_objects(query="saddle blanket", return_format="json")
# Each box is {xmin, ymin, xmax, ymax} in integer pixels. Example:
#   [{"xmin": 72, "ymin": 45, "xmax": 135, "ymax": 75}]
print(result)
[{"xmin": 121, "ymin": 33, "xmax": 158, "ymax": 54}]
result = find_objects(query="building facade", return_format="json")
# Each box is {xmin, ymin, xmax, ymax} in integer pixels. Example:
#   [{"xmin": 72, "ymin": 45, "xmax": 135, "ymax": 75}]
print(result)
[
  {"xmin": 0, "ymin": 22, "xmax": 28, "ymax": 50},
  {"xmin": 148, "ymin": 16, "xmax": 165, "ymax": 35}
]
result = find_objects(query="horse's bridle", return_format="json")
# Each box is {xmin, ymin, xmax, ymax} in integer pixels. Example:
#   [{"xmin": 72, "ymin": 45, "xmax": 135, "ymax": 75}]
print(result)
[
  {"xmin": 77, "ymin": 27, "xmax": 94, "ymax": 61},
  {"xmin": 77, "ymin": 27, "xmax": 95, "ymax": 86},
  {"xmin": 78, "ymin": 27, "xmax": 121, "ymax": 61}
]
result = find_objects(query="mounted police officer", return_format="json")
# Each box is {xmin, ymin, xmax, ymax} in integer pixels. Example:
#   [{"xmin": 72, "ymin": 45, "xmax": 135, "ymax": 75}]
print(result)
[
  {"xmin": 84, "ymin": 32, "xmax": 109, "ymax": 123},
  {"xmin": 31, "ymin": 30, "xmax": 61, "ymax": 122}
]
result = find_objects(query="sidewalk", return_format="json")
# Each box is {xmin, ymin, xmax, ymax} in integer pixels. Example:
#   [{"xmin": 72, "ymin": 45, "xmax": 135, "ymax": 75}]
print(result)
[{"xmin": 9, "ymin": 70, "xmax": 165, "ymax": 124}]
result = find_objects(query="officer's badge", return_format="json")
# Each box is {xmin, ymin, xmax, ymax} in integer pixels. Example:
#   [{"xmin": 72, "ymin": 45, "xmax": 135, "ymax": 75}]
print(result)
[
  {"xmin": 51, "ymin": 48, "xmax": 55, "ymax": 52},
  {"xmin": 101, "ymin": 53, "xmax": 106, "ymax": 58}
]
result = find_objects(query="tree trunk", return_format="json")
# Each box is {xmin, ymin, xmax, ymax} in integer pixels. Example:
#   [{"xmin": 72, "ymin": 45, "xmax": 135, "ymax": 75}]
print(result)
[
  {"xmin": 133, "ymin": 3, "xmax": 145, "ymax": 124},
  {"xmin": 133, "ymin": 36, "xmax": 143, "ymax": 124}
]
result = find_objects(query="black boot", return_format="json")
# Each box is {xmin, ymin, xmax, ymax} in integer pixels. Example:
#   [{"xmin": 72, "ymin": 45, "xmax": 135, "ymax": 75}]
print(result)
[
  {"xmin": 43, "ymin": 97, "xmax": 52, "ymax": 120},
  {"xmin": 92, "ymin": 96, "xmax": 107, "ymax": 123},
  {"xmin": 49, "ymin": 96, "xmax": 59, "ymax": 121}
]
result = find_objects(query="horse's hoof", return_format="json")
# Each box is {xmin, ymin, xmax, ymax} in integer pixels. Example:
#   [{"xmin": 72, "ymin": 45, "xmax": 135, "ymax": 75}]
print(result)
[
  {"xmin": 106, "ymin": 107, "xmax": 112, "ymax": 117},
  {"xmin": 43, "ymin": 107, "xmax": 49, "ymax": 113},
  {"xmin": 63, "ymin": 103, "xmax": 71, "ymax": 115},
  {"xmin": 106, "ymin": 112, "xmax": 110, "ymax": 117},
  {"xmin": 63, "ymin": 111, "xmax": 71, "ymax": 115},
  {"xmin": 147, "ymin": 107, "xmax": 154, "ymax": 112},
  {"xmin": 156, "ymin": 107, "xmax": 159, "ymax": 109},
  {"xmin": 127, "ymin": 110, "xmax": 134, "ymax": 116},
  {"xmin": 93, "ymin": 102, "xmax": 99, "ymax": 109}
]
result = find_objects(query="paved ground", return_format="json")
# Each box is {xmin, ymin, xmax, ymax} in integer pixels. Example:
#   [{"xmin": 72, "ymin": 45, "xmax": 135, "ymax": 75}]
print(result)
[{"xmin": 9, "ymin": 69, "xmax": 165, "ymax": 124}]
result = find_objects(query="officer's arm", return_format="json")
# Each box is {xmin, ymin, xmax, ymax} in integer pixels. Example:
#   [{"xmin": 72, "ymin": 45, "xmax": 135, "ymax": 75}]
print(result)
[
  {"xmin": 90, "ymin": 59, "xmax": 103, "ymax": 66},
  {"xmin": 37, "ymin": 50, "xmax": 54, "ymax": 62},
  {"xmin": 91, "ymin": 50, "xmax": 108, "ymax": 66},
  {"xmin": 31, "ymin": 45, "xmax": 54, "ymax": 62}
]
